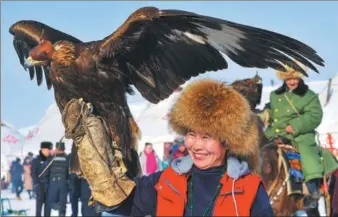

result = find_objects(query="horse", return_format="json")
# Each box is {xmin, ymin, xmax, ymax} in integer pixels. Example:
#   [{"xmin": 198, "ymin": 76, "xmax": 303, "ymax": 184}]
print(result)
[
  {"xmin": 260, "ymin": 135, "xmax": 337, "ymax": 216},
  {"xmin": 230, "ymin": 75, "xmax": 337, "ymax": 216}
]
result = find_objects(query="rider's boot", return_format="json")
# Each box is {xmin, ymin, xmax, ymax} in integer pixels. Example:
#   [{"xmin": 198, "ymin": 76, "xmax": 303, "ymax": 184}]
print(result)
[{"xmin": 304, "ymin": 178, "xmax": 322, "ymax": 217}]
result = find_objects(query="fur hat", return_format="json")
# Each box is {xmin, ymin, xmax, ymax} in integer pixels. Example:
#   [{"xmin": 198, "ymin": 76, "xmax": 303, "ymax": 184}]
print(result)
[
  {"xmin": 276, "ymin": 60, "xmax": 307, "ymax": 80},
  {"xmin": 41, "ymin": 141, "xmax": 53, "ymax": 150},
  {"xmin": 56, "ymin": 142, "xmax": 65, "ymax": 151},
  {"xmin": 169, "ymin": 79, "xmax": 260, "ymax": 172}
]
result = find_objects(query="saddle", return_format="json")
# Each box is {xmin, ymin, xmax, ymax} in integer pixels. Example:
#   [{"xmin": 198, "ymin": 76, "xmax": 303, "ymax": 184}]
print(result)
[
  {"xmin": 280, "ymin": 148, "xmax": 304, "ymax": 195},
  {"xmin": 274, "ymin": 136, "xmax": 305, "ymax": 196}
]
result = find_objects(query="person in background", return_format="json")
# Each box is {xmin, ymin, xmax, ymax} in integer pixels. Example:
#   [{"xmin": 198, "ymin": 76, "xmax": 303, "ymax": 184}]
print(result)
[
  {"xmin": 330, "ymin": 169, "xmax": 338, "ymax": 217},
  {"xmin": 1, "ymin": 176, "xmax": 9, "ymax": 190},
  {"xmin": 9, "ymin": 161, "xmax": 15, "ymax": 194},
  {"xmin": 46, "ymin": 142, "xmax": 69, "ymax": 216},
  {"xmin": 27, "ymin": 151, "xmax": 36, "ymax": 199},
  {"xmin": 23, "ymin": 157, "xmax": 33, "ymax": 199},
  {"xmin": 31, "ymin": 141, "xmax": 53, "ymax": 217},
  {"xmin": 69, "ymin": 173, "xmax": 81, "ymax": 217},
  {"xmin": 139, "ymin": 143, "xmax": 162, "ymax": 176},
  {"xmin": 27, "ymin": 152, "xmax": 34, "ymax": 161},
  {"xmin": 161, "ymin": 142, "xmax": 173, "ymax": 170},
  {"xmin": 10, "ymin": 158, "xmax": 24, "ymax": 200},
  {"xmin": 260, "ymin": 60, "xmax": 338, "ymax": 215},
  {"xmin": 172, "ymin": 143, "xmax": 188, "ymax": 160},
  {"xmin": 169, "ymin": 136, "xmax": 185, "ymax": 159},
  {"xmin": 80, "ymin": 178, "xmax": 101, "ymax": 217}
]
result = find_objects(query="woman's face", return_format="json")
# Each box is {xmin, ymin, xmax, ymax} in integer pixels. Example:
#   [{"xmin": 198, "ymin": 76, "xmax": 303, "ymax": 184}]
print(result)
[
  {"xmin": 144, "ymin": 144, "xmax": 153, "ymax": 154},
  {"xmin": 185, "ymin": 131, "xmax": 227, "ymax": 170},
  {"xmin": 178, "ymin": 144, "xmax": 186, "ymax": 152}
]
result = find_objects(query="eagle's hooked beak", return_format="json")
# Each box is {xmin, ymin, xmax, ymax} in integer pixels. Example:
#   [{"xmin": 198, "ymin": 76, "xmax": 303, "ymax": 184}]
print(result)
[
  {"xmin": 24, "ymin": 56, "xmax": 48, "ymax": 69},
  {"xmin": 253, "ymin": 74, "xmax": 262, "ymax": 84}
]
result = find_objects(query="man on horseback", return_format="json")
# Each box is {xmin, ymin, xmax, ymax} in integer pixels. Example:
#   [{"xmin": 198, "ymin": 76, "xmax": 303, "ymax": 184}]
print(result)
[{"xmin": 260, "ymin": 60, "xmax": 338, "ymax": 214}]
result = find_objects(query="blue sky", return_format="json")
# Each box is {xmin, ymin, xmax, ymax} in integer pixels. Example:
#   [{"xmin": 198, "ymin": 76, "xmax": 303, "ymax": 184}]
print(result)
[{"xmin": 1, "ymin": 1, "xmax": 338, "ymax": 129}]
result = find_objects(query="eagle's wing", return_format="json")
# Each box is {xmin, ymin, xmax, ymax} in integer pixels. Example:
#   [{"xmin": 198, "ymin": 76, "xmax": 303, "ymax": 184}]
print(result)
[
  {"xmin": 98, "ymin": 7, "xmax": 324, "ymax": 103},
  {"xmin": 9, "ymin": 20, "xmax": 83, "ymax": 89}
]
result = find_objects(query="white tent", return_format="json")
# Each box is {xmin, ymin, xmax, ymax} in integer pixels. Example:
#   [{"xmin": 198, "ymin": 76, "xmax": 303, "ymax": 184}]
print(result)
[
  {"xmin": 1, "ymin": 122, "xmax": 26, "ymax": 175},
  {"xmin": 316, "ymin": 73, "xmax": 338, "ymax": 152},
  {"xmin": 18, "ymin": 104, "xmax": 73, "ymax": 155},
  {"xmin": 1, "ymin": 122, "xmax": 25, "ymax": 157}
]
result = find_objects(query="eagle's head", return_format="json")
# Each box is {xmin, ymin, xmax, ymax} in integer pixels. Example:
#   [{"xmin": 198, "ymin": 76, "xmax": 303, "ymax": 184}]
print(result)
[
  {"xmin": 24, "ymin": 39, "xmax": 54, "ymax": 68},
  {"xmin": 231, "ymin": 75, "xmax": 263, "ymax": 111},
  {"xmin": 24, "ymin": 40, "xmax": 76, "ymax": 69}
]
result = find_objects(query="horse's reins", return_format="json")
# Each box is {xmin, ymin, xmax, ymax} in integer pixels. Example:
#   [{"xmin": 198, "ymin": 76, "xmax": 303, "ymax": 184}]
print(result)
[{"xmin": 266, "ymin": 147, "xmax": 284, "ymax": 196}]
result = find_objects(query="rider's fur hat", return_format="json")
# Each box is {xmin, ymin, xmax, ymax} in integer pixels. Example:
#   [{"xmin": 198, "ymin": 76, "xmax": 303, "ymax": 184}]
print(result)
[
  {"xmin": 276, "ymin": 60, "xmax": 307, "ymax": 80},
  {"xmin": 169, "ymin": 79, "xmax": 260, "ymax": 173}
]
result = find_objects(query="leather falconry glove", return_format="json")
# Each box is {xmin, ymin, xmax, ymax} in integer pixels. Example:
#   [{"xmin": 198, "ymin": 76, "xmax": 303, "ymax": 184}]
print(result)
[{"xmin": 61, "ymin": 98, "xmax": 135, "ymax": 208}]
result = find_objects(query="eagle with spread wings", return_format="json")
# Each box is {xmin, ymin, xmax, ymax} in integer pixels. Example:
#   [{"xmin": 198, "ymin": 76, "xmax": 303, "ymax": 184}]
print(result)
[{"xmin": 10, "ymin": 7, "xmax": 324, "ymax": 172}]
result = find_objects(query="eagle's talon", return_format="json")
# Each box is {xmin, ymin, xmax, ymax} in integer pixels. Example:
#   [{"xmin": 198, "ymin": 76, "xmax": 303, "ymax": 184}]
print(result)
[{"xmin": 87, "ymin": 103, "xmax": 94, "ymax": 113}]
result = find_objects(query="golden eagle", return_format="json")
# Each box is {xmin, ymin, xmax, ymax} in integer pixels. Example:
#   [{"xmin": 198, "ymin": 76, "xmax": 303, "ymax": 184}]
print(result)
[
  {"xmin": 9, "ymin": 7, "xmax": 324, "ymax": 170},
  {"xmin": 231, "ymin": 74, "xmax": 263, "ymax": 111}
]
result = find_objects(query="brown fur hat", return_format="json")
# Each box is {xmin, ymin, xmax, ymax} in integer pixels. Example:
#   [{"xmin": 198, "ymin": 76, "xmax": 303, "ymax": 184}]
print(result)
[
  {"xmin": 276, "ymin": 60, "xmax": 307, "ymax": 80},
  {"xmin": 169, "ymin": 79, "xmax": 260, "ymax": 172}
]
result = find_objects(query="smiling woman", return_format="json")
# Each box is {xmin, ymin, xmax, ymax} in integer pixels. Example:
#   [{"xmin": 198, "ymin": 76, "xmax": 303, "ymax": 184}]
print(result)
[
  {"xmin": 98, "ymin": 79, "xmax": 274, "ymax": 217},
  {"xmin": 184, "ymin": 130, "xmax": 227, "ymax": 170}
]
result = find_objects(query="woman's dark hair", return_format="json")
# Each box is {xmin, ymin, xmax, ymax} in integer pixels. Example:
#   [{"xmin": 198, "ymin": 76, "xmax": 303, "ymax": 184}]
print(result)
[
  {"xmin": 23, "ymin": 157, "xmax": 31, "ymax": 165},
  {"xmin": 145, "ymin": 142, "xmax": 152, "ymax": 147}
]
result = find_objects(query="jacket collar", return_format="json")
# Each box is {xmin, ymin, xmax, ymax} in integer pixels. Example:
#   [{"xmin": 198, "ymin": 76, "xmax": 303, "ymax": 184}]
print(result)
[
  {"xmin": 171, "ymin": 155, "xmax": 250, "ymax": 179},
  {"xmin": 274, "ymin": 79, "xmax": 308, "ymax": 96}
]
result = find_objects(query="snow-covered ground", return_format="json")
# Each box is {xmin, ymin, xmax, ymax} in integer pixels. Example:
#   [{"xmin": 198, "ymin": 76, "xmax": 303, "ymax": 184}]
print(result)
[
  {"xmin": 0, "ymin": 188, "xmax": 327, "ymax": 216},
  {"xmin": 0, "ymin": 188, "xmax": 115, "ymax": 216},
  {"xmin": 1, "ymin": 189, "xmax": 76, "ymax": 216}
]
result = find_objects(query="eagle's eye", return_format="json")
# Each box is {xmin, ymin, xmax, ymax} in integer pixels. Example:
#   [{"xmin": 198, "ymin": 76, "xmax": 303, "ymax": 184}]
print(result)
[
  {"xmin": 37, "ymin": 51, "xmax": 49, "ymax": 60},
  {"xmin": 30, "ymin": 40, "xmax": 54, "ymax": 61}
]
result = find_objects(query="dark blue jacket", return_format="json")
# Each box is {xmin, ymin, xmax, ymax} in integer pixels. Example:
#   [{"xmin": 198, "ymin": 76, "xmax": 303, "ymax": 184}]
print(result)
[
  {"xmin": 100, "ymin": 156, "xmax": 275, "ymax": 217},
  {"xmin": 31, "ymin": 151, "xmax": 51, "ymax": 186},
  {"xmin": 68, "ymin": 173, "xmax": 81, "ymax": 196},
  {"xmin": 10, "ymin": 161, "xmax": 23, "ymax": 182},
  {"xmin": 46, "ymin": 152, "xmax": 69, "ymax": 182}
]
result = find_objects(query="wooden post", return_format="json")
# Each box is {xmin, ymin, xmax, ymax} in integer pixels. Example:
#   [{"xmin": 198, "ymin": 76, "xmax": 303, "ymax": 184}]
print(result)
[{"xmin": 325, "ymin": 78, "xmax": 332, "ymax": 106}]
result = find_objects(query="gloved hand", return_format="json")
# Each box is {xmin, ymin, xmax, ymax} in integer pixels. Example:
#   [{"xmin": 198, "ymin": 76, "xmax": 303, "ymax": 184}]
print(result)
[{"xmin": 62, "ymin": 98, "xmax": 136, "ymax": 209}]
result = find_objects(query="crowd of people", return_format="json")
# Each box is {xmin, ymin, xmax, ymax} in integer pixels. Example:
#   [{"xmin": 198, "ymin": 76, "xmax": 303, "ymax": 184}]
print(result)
[
  {"xmin": 3, "ymin": 152, "xmax": 34, "ymax": 200},
  {"xmin": 138, "ymin": 137, "xmax": 189, "ymax": 176},
  {"xmin": 1, "ymin": 137, "xmax": 188, "ymax": 217},
  {"xmin": 2, "ymin": 142, "xmax": 102, "ymax": 217}
]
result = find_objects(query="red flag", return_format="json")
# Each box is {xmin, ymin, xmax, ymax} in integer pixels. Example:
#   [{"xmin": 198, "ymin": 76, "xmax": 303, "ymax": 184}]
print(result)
[
  {"xmin": 3, "ymin": 134, "xmax": 19, "ymax": 144},
  {"xmin": 25, "ymin": 127, "xmax": 39, "ymax": 140}
]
